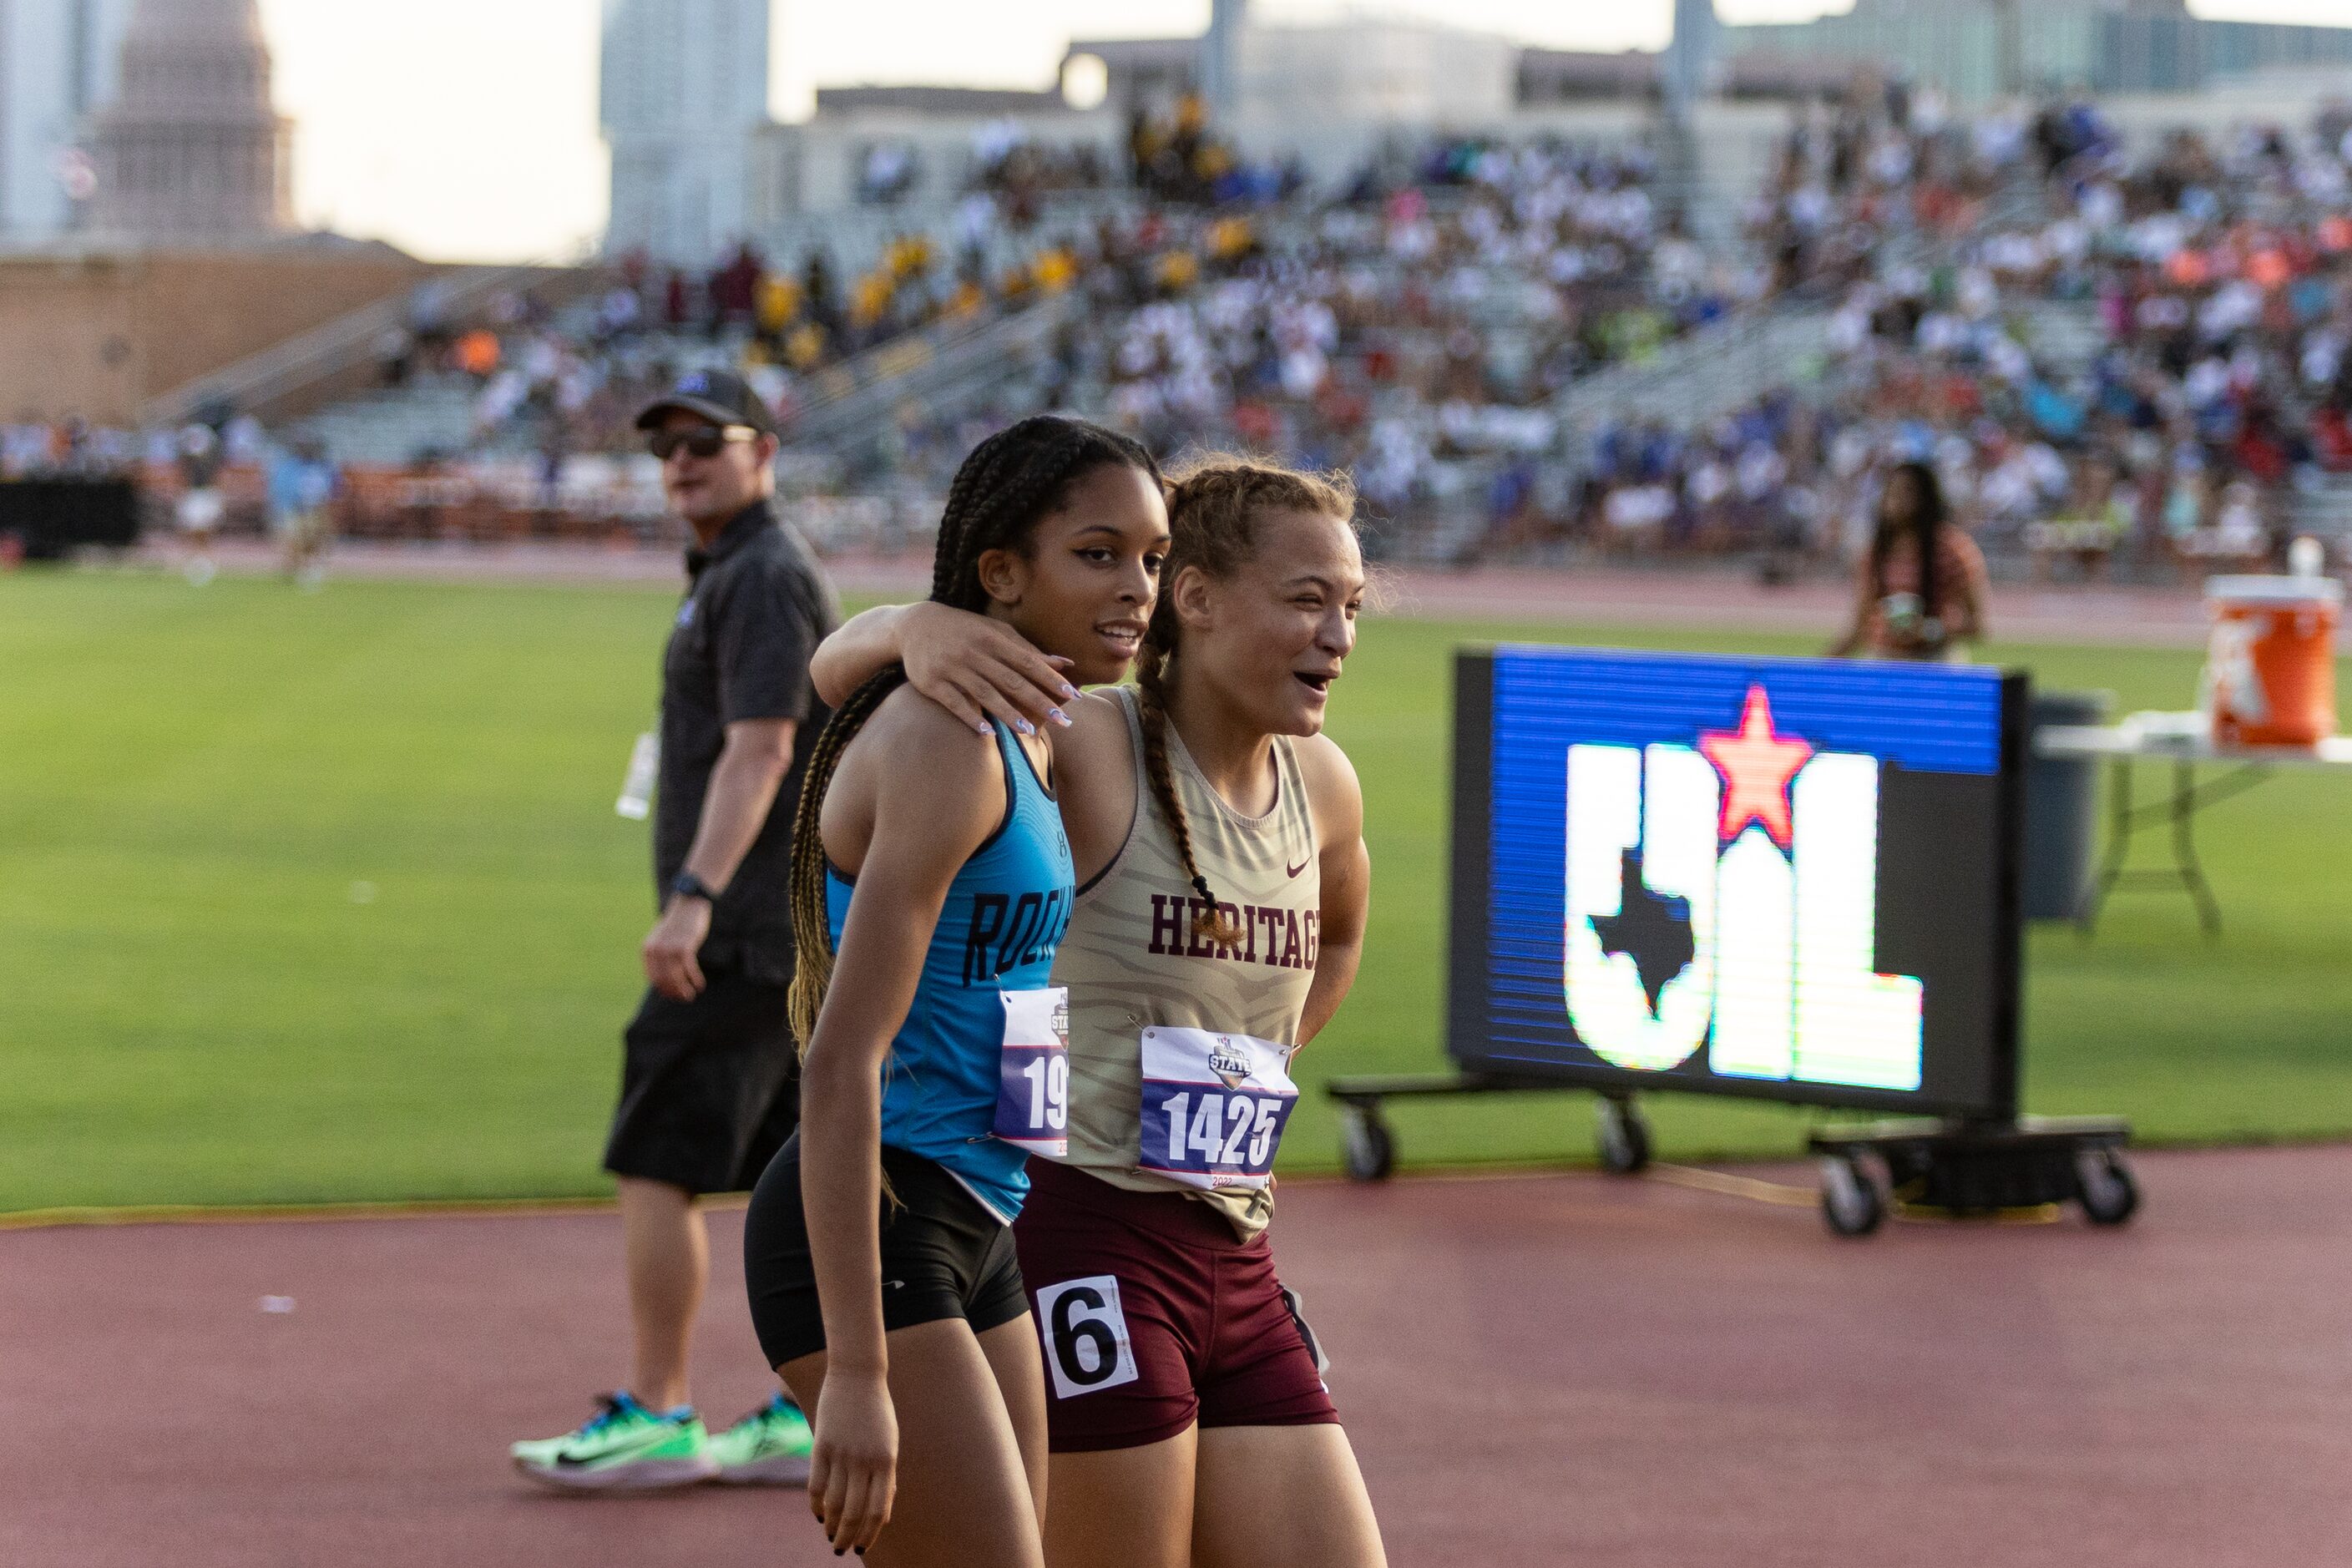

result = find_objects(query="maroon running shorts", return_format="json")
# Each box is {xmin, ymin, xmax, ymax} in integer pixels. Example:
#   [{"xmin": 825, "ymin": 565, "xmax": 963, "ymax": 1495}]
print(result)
[{"xmin": 1012, "ymin": 1158, "xmax": 1338, "ymax": 1453}]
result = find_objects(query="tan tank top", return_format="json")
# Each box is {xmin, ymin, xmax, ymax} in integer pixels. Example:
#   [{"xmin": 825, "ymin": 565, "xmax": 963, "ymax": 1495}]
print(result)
[{"xmin": 1047, "ymin": 685, "xmax": 1319, "ymax": 1239}]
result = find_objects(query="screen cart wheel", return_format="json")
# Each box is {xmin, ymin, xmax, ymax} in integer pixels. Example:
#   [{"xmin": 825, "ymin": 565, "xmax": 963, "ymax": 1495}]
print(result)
[
  {"xmin": 1808, "ymin": 1115, "xmax": 2134, "ymax": 1237},
  {"xmin": 1324, "ymin": 1071, "xmax": 1575, "ymax": 1183},
  {"xmin": 2075, "ymin": 1147, "xmax": 2139, "ymax": 1226},
  {"xmin": 1338, "ymin": 1105, "xmax": 1396, "ymax": 1183},
  {"xmin": 1818, "ymin": 1153, "xmax": 1886, "ymax": 1237},
  {"xmin": 1596, "ymin": 1095, "xmax": 1651, "ymax": 1175}
]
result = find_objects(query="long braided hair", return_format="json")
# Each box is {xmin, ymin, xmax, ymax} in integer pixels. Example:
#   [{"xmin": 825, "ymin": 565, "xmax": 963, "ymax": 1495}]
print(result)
[
  {"xmin": 786, "ymin": 415, "xmax": 1161, "ymax": 1047},
  {"xmin": 1137, "ymin": 455, "xmax": 1357, "ymax": 944},
  {"xmin": 1869, "ymin": 459, "xmax": 1945, "ymax": 645}
]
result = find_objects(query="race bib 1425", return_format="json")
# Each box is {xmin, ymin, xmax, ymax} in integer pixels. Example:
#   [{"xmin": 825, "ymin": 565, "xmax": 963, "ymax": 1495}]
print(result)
[{"xmin": 1136, "ymin": 1026, "xmax": 1297, "ymax": 1190}]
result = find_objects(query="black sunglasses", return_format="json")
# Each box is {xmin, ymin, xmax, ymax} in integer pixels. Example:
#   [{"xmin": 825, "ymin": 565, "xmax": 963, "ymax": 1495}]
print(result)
[{"xmin": 649, "ymin": 423, "xmax": 757, "ymax": 461}]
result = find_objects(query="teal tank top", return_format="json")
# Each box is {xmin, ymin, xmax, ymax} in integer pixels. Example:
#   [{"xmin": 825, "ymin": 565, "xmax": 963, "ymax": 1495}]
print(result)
[{"xmin": 826, "ymin": 720, "xmax": 1073, "ymax": 1222}]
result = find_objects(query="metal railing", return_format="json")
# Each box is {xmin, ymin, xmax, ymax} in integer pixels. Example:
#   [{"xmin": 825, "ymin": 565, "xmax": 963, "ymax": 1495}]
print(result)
[
  {"xmin": 2292, "ymin": 472, "xmax": 2352, "ymax": 544},
  {"xmin": 1555, "ymin": 301, "xmax": 1834, "ymax": 434},
  {"xmin": 779, "ymin": 291, "xmax": 1085, "ymax": 455},
  {"xmin": 144, "ymin": 260, "xmax": 598, "ymax": 429}
]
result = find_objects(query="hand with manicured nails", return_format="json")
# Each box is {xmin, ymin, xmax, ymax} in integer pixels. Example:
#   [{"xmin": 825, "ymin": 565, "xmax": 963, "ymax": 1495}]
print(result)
[
  {"xmin": 641, "ymin": 894, "xmax": 712, "ymax": 1000},
  {"xmin": 898, "ymin": 601, "xmax": 1079, "ymax": 737},
  {"xmin": 808, "ymin": 1370, "xmax": 897, "ymax": 1555}
]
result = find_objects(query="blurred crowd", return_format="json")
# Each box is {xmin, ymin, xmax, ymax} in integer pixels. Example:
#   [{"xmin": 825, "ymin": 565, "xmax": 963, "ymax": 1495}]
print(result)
[
  {"xmin": 21, "ymin": 87, "xmax": 2352, "ymax": 580},
  {"xmin": 280, "ymin": 119, "xmax": 1753, "ymax": 521},
  {"xmin": 1746, "ymin": 79, "xmax": 2014, "ymax": 296},
  {"xmin": 1556, "ymin": 94, "xmax": 2352, "ymax": 577},
  {"xmin": 2, "ymin": 416, "xmax": 145, "ymax": 479},
  {"xmin": 888, "ymin": 133, "xmax": 1758, "ymax": 550}
]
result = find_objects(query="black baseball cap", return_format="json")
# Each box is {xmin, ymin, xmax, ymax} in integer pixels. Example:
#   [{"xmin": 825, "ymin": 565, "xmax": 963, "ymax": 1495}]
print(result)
[{"xmin": 634, "ymin": 367, "xmax": 778, "ymax": 437}]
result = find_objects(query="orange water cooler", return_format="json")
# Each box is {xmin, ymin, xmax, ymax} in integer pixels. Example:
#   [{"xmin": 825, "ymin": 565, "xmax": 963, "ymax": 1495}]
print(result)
[{"xmin": 2203, "ymin": 574, "xmax": 2343, "ymax": 746}]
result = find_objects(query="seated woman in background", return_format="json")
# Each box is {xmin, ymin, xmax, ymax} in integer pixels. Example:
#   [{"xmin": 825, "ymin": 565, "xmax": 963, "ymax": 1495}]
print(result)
[
  {"xmin": 2025, "ymin": 450, "xmax": 2132, "ymax": 582},
  {"xmin": 1828, "ymin": 460, "xmax": 1989, "ymax": 661}
]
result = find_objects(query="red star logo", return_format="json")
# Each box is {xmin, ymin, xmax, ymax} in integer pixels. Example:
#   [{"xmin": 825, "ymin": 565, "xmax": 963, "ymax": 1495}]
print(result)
[{"xmin": 1697, "ymin": 685, "xmax": 1813, "ymax": 848}]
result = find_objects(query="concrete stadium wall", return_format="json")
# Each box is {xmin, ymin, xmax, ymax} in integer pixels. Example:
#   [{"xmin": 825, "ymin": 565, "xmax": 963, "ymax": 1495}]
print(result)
[
  {"xmin": 2097, "ymin": 70, "xmax": 2352, "ymax": 159},
  {"xmin": 0, "ymin": 247, "xmax": 434, "ymax": 425}
]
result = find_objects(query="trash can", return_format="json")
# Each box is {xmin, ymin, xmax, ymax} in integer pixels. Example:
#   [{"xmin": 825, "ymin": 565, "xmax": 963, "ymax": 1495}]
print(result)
[{"xmin": 2024, "ymin": 690, "xmax": 2112, "ymax": 923}]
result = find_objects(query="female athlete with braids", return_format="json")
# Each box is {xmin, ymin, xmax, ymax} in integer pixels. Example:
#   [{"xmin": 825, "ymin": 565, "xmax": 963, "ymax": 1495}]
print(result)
[
  {"xmin": 740, "ymin": 414, "xmax": 1169, "ymax": 1564},
  {"xmin": 812, "ymin": 456, "xmax": 1385, "ymax": 1568}
]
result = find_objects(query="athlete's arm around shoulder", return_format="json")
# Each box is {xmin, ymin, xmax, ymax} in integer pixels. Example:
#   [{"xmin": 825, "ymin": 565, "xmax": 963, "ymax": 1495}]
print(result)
[
  {"xmin": 794, "ymin": 690, "xmax": 1006, "ymax": 1540},
  {"xmin": 1294, "ymin": 732, "xmax": 1368, "ymax": 1049},
  {"xmin": 811, "ymin": 601, "xmax": 1078, "ymax": 736}
]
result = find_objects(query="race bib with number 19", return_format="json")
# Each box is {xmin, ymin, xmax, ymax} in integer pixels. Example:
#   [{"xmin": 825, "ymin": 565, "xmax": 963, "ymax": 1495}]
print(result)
[
  {"xmin": 994, "ymin": 987, "xmax": 1071, "ymax": 1157},
  {"xmin": 1136, "ymin": 1027, "xmax": 1297, "ymax": 1190}
]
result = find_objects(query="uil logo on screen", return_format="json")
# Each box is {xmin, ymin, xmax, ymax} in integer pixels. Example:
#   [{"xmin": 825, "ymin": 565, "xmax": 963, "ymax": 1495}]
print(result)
[{"xmin": 1564, "ymin": 684, "xmax": 1924, "ymax": 1091}]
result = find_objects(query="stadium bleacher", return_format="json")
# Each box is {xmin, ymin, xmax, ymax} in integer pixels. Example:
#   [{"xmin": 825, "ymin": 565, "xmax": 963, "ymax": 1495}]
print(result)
[{"xmin": 19, "ymin": 89, "xmax": 2352, "ymax": 578}]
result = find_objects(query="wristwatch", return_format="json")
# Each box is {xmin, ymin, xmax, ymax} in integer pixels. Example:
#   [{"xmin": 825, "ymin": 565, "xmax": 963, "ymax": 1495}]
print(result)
[{"xmin": 670, "ymin": 871, "xmax": 723, "ymax": 904}]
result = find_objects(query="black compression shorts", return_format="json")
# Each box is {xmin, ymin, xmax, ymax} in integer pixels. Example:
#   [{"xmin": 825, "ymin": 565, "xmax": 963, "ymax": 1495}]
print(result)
[{"xmin": 743, "ymin": 1139, "xmax": 1031, "ymax": 1371}]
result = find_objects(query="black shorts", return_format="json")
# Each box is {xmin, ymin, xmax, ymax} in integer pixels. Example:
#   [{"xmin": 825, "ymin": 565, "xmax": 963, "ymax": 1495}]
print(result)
[
  {"xmin": 743, "ymin": 1140, "xmax": 1030, "ymax": 1371},
  {"xmin": 603, "ymin": 967, "xmax": 798, "ymax": 1197}
]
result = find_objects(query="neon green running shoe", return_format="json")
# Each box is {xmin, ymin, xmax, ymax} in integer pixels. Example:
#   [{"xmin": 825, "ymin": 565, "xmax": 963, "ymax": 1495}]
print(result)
[
  {"xmin": 511, "ymin": 1393, "xmax": 718, "ymax": 1492},
  {"xmin": 709, "ymin": 1393, "xmax": 813, "ymax": 1485}
]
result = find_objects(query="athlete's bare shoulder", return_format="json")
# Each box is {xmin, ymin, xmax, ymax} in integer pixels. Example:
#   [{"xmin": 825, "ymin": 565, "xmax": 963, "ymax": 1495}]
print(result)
[
  {"xmin": 862, "ymin": 680, "xmax": 1003, "ymax": 763},
  {"xmin": 822, "ymin": 682, "xmax": 1006, "ymax": 875},
  {"xmin": 1056, "ymin": 688, "xmax": 1141, "ymax": 885},
  {"xmin": 1291, "ymin": 731, "xmax": 1363, "ymax": 842},
  {"xmin": 857, "ymin": 685, "xmax": 1009, "ymax": 831},
  {"xmin": 1056, "ymin": 689, "xmax": 1132, "ymax": 764}
]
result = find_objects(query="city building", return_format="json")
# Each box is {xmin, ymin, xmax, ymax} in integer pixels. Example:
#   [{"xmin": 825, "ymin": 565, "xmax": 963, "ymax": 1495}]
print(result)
[
  {"xmin": 0, "ymin": 0, "xmax": 454, "ymax": 425},
  {"xmin": 1722, "ymin": 0, "xmax": 2352, "ymax": 104},
  {"xmin": 83, "ymin": 0, "xmax": 290, "ymax": 241},
  {"xmin": 1063, "ymin": 36, "xmax": 1199, "ymax": 124},
  {"xmin": 1663, "ymin": 0, "xmax": 1721, "ymax": 121},
  {"xmin": 1233, "ymin": 18, "xmax": 1520, "ymax": 129},
  {"xmin": 601, "ymin": 0, "xmax": 771, "ymax": 263},
  {"xmin": 0, "ymin": 0, "xmax": 136, "ymax": 245}
]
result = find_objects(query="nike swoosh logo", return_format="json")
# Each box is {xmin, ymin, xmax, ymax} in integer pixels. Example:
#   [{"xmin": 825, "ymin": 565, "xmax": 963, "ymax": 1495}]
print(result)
[
  {"xmin": 1286, "ymin": 858, "xmax": 1310, "ymax": 878},
  {"xmin": 554, "ymin": 1429, "xmax": 679, "ymax": 1466}
]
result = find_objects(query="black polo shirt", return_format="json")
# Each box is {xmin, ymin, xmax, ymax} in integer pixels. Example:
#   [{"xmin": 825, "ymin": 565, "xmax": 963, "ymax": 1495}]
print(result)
[{"xmin": 655, "ymin": 498, "xmax": 838, "ymax": 984}]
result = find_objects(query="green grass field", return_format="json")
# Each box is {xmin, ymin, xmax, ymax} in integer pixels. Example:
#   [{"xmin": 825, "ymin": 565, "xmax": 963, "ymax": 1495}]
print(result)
[{"xmin": 5, "ymin": 569, "xmax": 2349, "ymax": 1211}]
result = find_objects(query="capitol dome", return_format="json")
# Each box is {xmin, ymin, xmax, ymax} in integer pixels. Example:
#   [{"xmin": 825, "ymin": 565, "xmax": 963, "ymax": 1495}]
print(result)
[{"xmin": 86, "ymin": 0, "xmax": 291, "ymax": 240}]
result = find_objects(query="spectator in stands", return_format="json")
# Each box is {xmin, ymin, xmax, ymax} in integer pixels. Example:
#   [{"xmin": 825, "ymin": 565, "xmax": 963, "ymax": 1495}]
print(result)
[
  {"xmin": 406, "ymin": 278, "xmax": 454, "ymax": 363},
  {"xmin": 453, "ymin": 326, "xmax": 502, "ymax": 382},
  {"xmin": 2029, "ymin": 452, "xmax": 2132, "ymax": 581}
]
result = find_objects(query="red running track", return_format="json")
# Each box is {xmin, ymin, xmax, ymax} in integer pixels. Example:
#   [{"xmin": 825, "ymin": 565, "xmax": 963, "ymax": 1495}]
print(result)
[{"xmin": 6, "ymin": 1147, "xmax": 2347, "ymax": 1567}]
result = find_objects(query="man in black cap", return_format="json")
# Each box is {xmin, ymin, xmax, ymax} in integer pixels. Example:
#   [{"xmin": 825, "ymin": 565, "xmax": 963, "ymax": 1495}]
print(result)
[{"xmin": 514, "ymin": 369, "xmax": 837, "ymax": 1491}]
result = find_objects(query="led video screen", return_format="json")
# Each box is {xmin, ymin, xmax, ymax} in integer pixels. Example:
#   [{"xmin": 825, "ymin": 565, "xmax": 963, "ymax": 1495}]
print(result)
[{"xmin": 1448, "ymin": 648, "xmax": 2026, "ymax": 1120}]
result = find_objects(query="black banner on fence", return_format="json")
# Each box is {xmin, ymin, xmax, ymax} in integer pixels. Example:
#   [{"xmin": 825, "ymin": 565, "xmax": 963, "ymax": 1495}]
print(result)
[{"xmin": 0, "ymin": 479, "xmax": 141, "ymax": 559}]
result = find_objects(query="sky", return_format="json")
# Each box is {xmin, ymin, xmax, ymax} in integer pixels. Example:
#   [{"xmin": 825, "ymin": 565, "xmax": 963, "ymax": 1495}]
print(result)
[{"xmin": 254, "ymin": 0, "xmax": 2352, "ymax": 263}]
